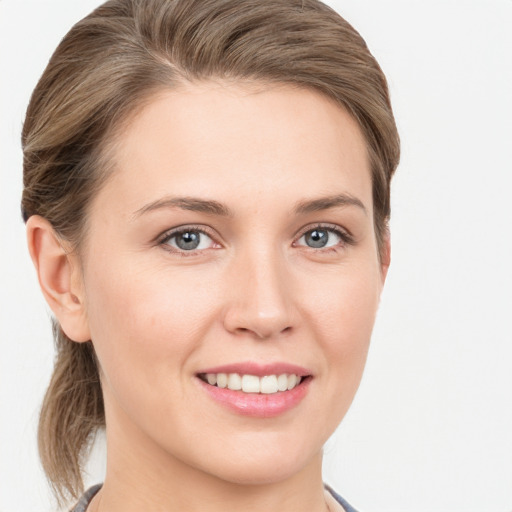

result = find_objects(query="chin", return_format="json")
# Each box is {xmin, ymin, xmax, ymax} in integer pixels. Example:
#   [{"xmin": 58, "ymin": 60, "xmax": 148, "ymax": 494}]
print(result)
[
  {"xmin": 205, "ymin": 458, "xmax": 311, "ymax": 487},
  {"xmin": 187, "ymin": 433, "xmax": 323, "ymax": 486}
]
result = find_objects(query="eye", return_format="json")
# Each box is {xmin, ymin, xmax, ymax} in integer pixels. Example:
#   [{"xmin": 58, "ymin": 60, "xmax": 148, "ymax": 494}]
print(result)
[
  {"xmin": 295, "ymin": 225, "xmax": 350, "ymax": 250},
  {"xmin": 160, "ymin": 227, "xmax": 217, "ymax": 253}
]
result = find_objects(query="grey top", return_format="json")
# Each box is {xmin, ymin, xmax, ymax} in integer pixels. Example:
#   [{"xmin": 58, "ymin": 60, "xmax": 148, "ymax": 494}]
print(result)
[
  {"xmin": 70, "ymin": 484, "xmax": 102, "ymax": 512},
  {"xmin": 71, "ymin": 483, "xmax": 359, "ymax": 512}
]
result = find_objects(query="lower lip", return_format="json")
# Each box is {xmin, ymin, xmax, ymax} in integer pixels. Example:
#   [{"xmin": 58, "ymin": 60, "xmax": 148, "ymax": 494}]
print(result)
[{"xmin": 197, "ymin": 377, "xmax": 311, "ymax": 418}]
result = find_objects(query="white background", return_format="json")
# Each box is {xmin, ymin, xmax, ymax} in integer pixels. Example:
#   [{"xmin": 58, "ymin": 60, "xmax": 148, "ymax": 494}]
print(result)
[{"xmin": 1, "ymin": 1, "xmax": 511, "ymax": 511}]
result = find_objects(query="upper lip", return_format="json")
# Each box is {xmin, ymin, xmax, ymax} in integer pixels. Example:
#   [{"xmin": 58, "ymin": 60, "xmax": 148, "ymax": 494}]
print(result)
[{"xmin": 197, "ymin": 361, "xmax": 312, "ymax": 377}]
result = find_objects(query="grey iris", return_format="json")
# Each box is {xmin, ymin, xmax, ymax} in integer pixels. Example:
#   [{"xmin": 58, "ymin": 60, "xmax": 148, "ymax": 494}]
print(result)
[
  {"xmin": 305, "ymin": 229, "xmax": 328, "ymax": 248},
  {"xmin": 176, "ymin": 231, "xmax": 201, "ymax": 250}
]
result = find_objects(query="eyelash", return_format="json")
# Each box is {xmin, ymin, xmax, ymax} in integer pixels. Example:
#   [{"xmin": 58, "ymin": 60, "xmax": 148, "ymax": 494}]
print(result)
[
  {"xmin": 157, "ymin": 223, "xmax": 354, "ymax": 257},
  {"xmin": 157, "ymin": 225, "xmax": 219, "ymax": 257},
  {"xmin": 294, "ymin": 223, "xmax": 355, "ymax": 253}
]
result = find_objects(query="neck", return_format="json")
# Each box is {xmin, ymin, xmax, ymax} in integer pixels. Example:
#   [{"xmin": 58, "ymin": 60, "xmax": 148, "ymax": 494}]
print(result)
[{"xmin": 92, "ymin": 403, "xmax": 331, "ymax": 512}]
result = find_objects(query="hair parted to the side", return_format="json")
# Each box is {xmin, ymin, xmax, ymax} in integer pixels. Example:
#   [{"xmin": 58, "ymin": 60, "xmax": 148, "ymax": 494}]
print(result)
[{"xmin": 22, "ymin": 0, "xmax": 399, "ymax": 504}]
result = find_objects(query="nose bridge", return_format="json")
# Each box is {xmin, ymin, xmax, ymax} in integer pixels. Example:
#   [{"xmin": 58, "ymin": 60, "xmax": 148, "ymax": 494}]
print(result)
[{"xmin": 223, "ymin": 240, "xmax": 294, "ymax": 339}]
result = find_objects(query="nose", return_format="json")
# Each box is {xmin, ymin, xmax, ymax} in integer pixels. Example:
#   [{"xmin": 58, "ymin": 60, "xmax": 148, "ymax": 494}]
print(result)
[{"xmin": 222, "ymin": 248, "xmax": 296, "ymax": 340}]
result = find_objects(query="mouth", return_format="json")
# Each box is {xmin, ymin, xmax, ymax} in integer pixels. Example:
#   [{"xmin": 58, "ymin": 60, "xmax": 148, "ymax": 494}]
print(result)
[
  {"xmin": 196, "ymin": 366, "xmax": 312, "ymax": 417},
  {"xmin": 197, "ymin": 372, "xmax": 309, "ymax": 394}
]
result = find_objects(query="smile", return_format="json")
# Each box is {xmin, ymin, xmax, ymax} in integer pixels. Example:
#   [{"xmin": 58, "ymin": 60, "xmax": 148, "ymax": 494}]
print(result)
[
  {"xmin": 196, "ymin": 364, "xmax": 312, "ymax": 418},
  {"xmin": 198, "ymin": 373, "xmax": 303, "ymax": 394}
]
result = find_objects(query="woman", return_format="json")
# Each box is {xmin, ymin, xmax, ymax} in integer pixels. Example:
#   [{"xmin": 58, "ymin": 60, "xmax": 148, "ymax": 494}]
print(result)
[{"xmin": 22, "ymin": 0, "xmax": 399, "ymax": 511}]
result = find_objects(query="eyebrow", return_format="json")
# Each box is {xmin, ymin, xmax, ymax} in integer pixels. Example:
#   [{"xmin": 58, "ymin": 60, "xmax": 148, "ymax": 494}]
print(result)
[
  {"xmin": 293, "ymin": 193, "xmax": 367, "ymax": 216},
  {"xmin": 133, "ymin": 196, "xmax": 233, "ymax": 218},
  {"xmin": 133, "ymin": 192, "xmax": 367, "ymax": 218}
]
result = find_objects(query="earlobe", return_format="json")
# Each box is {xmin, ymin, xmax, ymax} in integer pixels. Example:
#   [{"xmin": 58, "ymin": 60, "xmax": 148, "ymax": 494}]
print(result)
[{"xmin": 26, "ymin": 215, "xmax": 91, "ymax": 343}]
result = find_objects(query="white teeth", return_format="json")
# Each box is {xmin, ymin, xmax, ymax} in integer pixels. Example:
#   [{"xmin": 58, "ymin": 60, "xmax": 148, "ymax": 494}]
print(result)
[
  {"xmin": 216, "ymin": 373, "xmax": 228, "ymax": 388},
  {"xmin": 227, "ymin": 373, "xmax": 242, "ymax": 391},
  {"xmin": 242, "ymin": 374, "xmax": 260, "ymax": 393},
  {"xmin": 287, "ymin": 374, "xmax": 298, "ymax": 390},
  {"xmin": 260, "ymin": 375, "xmax": 278, "ymax": 394},
  {"xmin": 203, "ymin": 372, "xmax": 304, "ymax": 394},
  {"xmin": 277, "ymin": 373, "xmax": 288, "ymax": 391}
]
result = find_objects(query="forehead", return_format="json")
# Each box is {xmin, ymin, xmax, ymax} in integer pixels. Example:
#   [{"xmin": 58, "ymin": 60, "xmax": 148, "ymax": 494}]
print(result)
[{"xmin": 96, "ymin": 81, "xmax": 372, "ymax": 217}]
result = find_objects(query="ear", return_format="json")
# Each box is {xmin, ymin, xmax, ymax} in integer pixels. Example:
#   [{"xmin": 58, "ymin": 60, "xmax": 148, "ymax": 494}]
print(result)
[
  {"xmin": 380, "ymin": 229, "xmax": 391, "ymax": 283},
  {"xmin": 26, "ymin": 215, "xmax": 91, "ymax": 343}
]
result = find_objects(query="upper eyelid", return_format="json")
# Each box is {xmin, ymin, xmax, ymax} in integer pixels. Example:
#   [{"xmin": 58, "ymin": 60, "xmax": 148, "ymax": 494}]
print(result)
[
  {"xmin": 295, "ymin": 222, "xmax": 352, "ymax": 239},
  {"xmin": 157, "ymin": 224, "xmax": 218, "ymax": 243}
]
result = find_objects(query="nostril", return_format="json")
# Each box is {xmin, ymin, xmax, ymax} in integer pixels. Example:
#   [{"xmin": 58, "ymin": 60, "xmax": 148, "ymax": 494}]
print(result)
[
  {"xmin": 234, "ymin": 325, "xmax": 293, "ymax": 340},
  {"xmin": 222, "ymin": 299, "xmax": 295, "ymax": 339}
]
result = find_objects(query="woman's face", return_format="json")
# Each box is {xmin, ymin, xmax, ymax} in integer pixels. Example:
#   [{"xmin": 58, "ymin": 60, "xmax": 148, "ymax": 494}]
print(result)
[{"xmin": 76, "ymin": 82, "xmax": 387, "ymax": 485}]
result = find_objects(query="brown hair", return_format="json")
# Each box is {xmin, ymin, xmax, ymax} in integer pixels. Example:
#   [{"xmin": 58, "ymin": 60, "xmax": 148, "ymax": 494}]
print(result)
[{"xmin": 22, "ymin": 0, "xmax": 400, "ymax": 504}]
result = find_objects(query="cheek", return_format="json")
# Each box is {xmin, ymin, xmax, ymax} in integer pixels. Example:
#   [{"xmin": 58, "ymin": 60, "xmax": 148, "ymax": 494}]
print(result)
[
  {"xmin": 306, "ymin": 262, "xmax": 382, "ymax": 384},
  {"xmin": 309, "ymin": 262, "xmax": 381, "ymax": 340},
  {"xmin": 82, "ymin": 260, "xmax": 219, "ymax": 392}
]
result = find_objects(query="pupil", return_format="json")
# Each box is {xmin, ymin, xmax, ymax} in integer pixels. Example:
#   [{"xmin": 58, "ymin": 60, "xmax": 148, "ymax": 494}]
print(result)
[
  {"xmin": 306, "ymin": 229, "xmax": 328, "ymax": 248},
  {"xmin": 177, "ymin": 231, "xmax": 200, "ymax": 250}
]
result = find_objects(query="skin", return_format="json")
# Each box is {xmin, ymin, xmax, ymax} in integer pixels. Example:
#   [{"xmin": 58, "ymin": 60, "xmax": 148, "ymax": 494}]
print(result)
[{"xmin": 27, "ymin": 82, "xmax": 389, "ymax": 512}]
